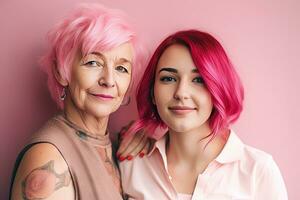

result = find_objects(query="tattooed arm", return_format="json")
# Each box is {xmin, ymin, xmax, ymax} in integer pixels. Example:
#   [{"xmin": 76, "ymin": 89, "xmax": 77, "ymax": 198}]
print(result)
[{"xmin": 11, "ymin": 143, "xmax": 75, "ymax": 200}]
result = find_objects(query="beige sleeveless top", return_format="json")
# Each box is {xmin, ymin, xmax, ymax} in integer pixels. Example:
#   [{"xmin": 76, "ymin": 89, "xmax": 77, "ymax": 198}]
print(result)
[{"xmin": 11, "ymin": 115, "xmax": 124, "ymax": 200}]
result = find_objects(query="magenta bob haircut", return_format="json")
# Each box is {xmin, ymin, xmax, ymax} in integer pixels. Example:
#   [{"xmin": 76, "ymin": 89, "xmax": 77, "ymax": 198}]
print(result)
[
  {"xmin": 127, "ymin": 30, "xmax": 244, "ymax": 139},
  {"xmin": 40, "ymin": 3, "xmax": 144, "ymax": 109}
]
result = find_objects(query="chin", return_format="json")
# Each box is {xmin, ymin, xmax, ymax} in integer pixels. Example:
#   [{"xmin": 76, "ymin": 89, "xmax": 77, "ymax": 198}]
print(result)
[
  {"xmin": 85, "ymin": 106, "xmax": 113, "ymax": 118},
  {"xmin": 166, "ymin": 121, "xmax": 192, "ymax": 133}
]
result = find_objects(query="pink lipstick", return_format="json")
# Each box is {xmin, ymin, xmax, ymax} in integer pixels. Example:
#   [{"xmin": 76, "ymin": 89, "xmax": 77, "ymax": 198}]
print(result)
[
  {"xmin": 168, "ymin": 106, "xmax": 196, "ymax": 115},
  {"xmin": 91, "ymin": 93, "xmax": 114, "ymax": 101}
]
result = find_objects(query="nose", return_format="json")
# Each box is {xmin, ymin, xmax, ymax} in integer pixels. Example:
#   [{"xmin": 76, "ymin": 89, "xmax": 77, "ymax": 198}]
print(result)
[
  {"xmin": 173, "ymin": 79, "xmax": 190, "ymax": 100},
  {"xmin": 98, "ymin": 67, "xmax": 115, "ymax": 87}
]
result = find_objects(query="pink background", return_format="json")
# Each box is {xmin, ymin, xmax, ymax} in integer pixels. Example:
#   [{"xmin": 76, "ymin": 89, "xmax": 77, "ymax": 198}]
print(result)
[{"xmin": 1, "ymin": 0, "xmax": 299, "ymax": 199}]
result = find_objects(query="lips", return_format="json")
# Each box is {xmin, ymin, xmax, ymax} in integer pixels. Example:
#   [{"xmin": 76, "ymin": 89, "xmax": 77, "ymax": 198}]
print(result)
[
  {"xmin": 91, "ymin": 93, "xmax": 114, "ymax": 101},
  {"xmin": 168, "ymin": 106, "xmax": 196, "ymax": 115}
]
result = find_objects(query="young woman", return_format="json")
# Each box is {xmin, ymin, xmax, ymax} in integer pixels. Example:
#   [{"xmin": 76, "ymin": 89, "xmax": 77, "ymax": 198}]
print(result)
[
  {"xmin": 118, "ymin": 30, "xmax": 288, "ymax": 199},
  {"xmin": 10, "ymin": 4, "xmax": 145, "ymax": 200}
]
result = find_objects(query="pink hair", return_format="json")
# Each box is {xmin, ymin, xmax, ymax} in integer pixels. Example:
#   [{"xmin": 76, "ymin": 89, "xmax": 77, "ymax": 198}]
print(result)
[
  {"xmin": 40, "ymin": 3, "xmax": 144, "ymax": 109},
  {"xmin": 127, "ymin": 30, "xmax": 244, "ymax": 139}
]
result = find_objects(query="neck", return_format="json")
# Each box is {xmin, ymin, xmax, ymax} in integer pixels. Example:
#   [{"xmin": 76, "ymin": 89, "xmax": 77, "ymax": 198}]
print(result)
[
  {"xmin": 166, "ymin": 123, "xmax": 227, "ymax": 170},
  {"xmin": 63, "ymin": 98, "xmax": 109, "ymax": 137}
]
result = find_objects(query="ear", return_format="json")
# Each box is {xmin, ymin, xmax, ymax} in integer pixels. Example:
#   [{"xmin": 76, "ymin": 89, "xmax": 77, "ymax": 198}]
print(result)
[{"xmin": 53, "ymin": 64, "xmax": 68, "ymax": 87}]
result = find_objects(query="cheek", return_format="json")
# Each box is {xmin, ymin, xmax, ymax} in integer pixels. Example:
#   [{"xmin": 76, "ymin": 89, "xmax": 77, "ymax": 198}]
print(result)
[
  {"xmin": 153, "ymin": 87, "xmax": 163, "ymax": 107},
  {"xmin": 69, "ymin": 70, "xmax": 99, "ymax": 104},
  {"xmin": 71, "ymin": 68, "xmax": 99, "ymax": 89},
  {"xmin": 154, "ymin": 89, "xmax": 172, "ymax": 115},
  {"xmin": 153, "ymin": 82, "xmax": 173, "ymax": 104},
  {"xmin": 117, "ymin": 75, "xmax": 131, "ymax": 96},
  {"xmin": 197, "ymin": 90, "xmax": 213, "ymax": 113}
]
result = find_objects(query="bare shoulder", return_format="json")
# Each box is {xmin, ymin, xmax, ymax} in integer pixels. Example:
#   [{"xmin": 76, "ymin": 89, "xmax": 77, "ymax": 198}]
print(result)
[{"xmin": 11, "ymin": 143, "xmax": 75, "ymax": 200}]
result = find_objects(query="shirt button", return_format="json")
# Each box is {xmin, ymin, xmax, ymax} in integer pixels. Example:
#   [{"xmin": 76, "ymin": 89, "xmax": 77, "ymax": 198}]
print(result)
[{"xmin": 168, "ymin": 175, "xmax": 172, "ymax": 180}]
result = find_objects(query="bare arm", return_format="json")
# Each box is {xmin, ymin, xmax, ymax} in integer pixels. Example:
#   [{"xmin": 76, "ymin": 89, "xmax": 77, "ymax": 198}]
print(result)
[{"xmin": 11, "ymin": 143, "xmax": 75, "ymax": 200}]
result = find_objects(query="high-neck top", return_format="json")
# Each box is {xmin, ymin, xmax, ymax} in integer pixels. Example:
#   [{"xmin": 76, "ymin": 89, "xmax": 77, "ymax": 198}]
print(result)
[{"xmin": 11, "ymin": 114, "xmax": 123, "ymax": 200}]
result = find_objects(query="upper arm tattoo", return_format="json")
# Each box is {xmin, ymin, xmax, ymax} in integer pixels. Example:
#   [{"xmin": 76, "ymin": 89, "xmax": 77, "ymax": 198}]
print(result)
[{"xmin": 21, "ymin": 160, "xmax": 71, "ymax": 200}]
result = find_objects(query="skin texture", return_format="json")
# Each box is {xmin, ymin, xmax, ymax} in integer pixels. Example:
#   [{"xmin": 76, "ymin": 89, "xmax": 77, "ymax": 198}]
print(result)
[
  {"xmin": 59, "ymin": 43, "xmax": 134, "ymax": 136},
  {"xmin": 95, "ymin": 147, "xmax": 122, "ymax": 192},
  {"xmin": 117, "ymin": 122, "xmax": 151, "ymax": 160},
  {"xmin": 11, "ymin": 43, "xmax": 135, "ymax": 200},
  {"xmin": 11, "ymin": 143, "xmax": 75, "ymax": 200},
  {"xmin": 154, "ymin": 44, "xmax": 213, "ymax": 134},
  {"xmin": 153, "ymin": 44, "xmax": 226, "ymax": 194},
  {"xmin": 22, "ymin": 160, "xmax": 71, "ymax": 200}
]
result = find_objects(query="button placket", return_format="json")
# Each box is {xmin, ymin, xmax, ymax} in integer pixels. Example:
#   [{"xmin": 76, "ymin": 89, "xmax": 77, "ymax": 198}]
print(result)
[
  {"xmin": 191, "ymin": 175, "xmax": 205, "ymax": 200},
  {"xmin": 192, "ymin": 161, "xmax": 220, "ymax": 200}
]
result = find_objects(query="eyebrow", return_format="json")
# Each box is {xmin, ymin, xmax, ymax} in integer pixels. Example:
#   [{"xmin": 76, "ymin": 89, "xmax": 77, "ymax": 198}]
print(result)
[
  {"xmin": 159, "ymin": 67, "xmax": 177, "ymax": 73},
  {"xmin": 159, "ymin": 67, "xmax": 199, "ymax": 73},
  {"xmin": 88, "ymin": 52, "xmax": 104, "ymax": 58},
  {"xmin": 117, "ymin": 58, "xmax": 132, "ymax": 65},
  {"xmin": 89, "ymin": 52, "xmax": 132, "ymax": 65},
  {"xmin": 192, "ymin": 68, "xmax": 199, "ymax": 73}
]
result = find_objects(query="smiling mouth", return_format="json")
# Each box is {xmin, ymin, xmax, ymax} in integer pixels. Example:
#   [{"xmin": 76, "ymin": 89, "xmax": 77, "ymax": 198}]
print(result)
[
  {"xmin": 168, "ymin": 106, "xmax": 196, "ymax": 115},
  {"xmin": 91, "ymin": 93, "xmax": 114, "ymax": 101}
]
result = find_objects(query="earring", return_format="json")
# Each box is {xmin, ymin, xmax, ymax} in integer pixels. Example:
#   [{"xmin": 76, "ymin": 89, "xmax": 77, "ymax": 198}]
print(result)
[
  {"xmin": 60, "ymin": 88, "xmax": 66, "ymax": 101},
  {"xmin": 121, "ymin": 96, "xmax": 131, "ymax": 106}
]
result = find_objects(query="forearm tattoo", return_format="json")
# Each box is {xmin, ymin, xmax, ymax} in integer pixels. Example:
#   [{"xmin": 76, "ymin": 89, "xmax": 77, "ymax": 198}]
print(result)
[{"xmin": 21, "ymin": 160, "xmax": 71, "ymax": 200}]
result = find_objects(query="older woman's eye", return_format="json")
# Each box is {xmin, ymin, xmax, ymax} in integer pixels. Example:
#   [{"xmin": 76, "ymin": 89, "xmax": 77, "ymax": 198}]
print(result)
[
  {"xmin": 116, "ymin": 65, "xmax": 129, "ymax": 73},
  {"xmin": 84, "ymin": 61, "xmax": 102, "ymax": 67},
  {"xmin": 160, "ymin": 76, "xmax": 176, "ymax": 82},
  {"xmin": 193, "ymin": 76, "xmax": 204, "ymax": 84}
]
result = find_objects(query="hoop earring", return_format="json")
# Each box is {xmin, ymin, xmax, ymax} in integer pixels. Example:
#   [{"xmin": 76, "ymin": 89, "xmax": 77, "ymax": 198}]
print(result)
[
  {"xmin": 60, "ymin": 88, "xmax": 66, "ymax": 101},
  {"xmin": 121, "ymin": 96, "xmax": 131, "ymax": 106}
]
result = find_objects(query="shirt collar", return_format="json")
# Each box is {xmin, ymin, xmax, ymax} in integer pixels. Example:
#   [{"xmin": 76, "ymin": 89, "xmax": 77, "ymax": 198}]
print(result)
[
  {"xmin": 215, "ymin": 130, "xmax": 244, "ymax": 164},
  {"xmin": 148, "ymin": 135, "xmax": 167, "ymax": 157},
  {"xmin": 147, "ymin": 126, "xmax": 168, "ymax": 156},
  {"xmin": 147, "ymin": 130, "xmax": 245, "ymax": 164},
  {"xmin": 147, "ymin": 135, "xmax": 169, "ymax": 172}
]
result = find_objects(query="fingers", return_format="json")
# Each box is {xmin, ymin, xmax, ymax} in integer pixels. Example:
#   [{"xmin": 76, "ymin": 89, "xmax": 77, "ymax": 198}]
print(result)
[
  {"xmin": 138, "ymin": 139, "xmax": 151, "ymax": 158},
  {"xmin": 117, "ymin": 133, "xmax": 134, "ymax": 155},
  {"xmin": 125, "ymin": 134, "xmax": 148, "ymax": 158},
  {"xmin": 117, "ymin": 120, "xmax": 136, "ymax": 153},
  {"xmin": 116, "ymin": 120, "xmax": 155, "ymax": 162},
  {"xmin": 117, "ymin": 133, "xmax": 155, "ymax": 161},
  {"xmin": 119, "ymin": 120, "xmax": 135, "ymax": 138},
  {"xmin": 117, "ymin": 131, "xmax": 145, "ymax": 161}
]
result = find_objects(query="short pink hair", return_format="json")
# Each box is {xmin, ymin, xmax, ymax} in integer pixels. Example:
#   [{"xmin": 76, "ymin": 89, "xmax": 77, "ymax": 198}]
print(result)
[
  {"xmin": 127, "ymin": 30, "xmax": 244, "ymax": 139},
  {"xmin": 40, "ymin": 3, "xmax": 144, "ymax": 109}
]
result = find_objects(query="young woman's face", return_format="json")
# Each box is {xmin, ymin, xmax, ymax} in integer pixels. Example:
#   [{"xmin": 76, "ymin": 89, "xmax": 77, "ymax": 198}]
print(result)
[
  {"xmin": 66, "ymin": 42, "xmax": 133, "ymax": 118},
  {"xmin": 153, "ymin": 44, "xmax": 213, "ymax": 133}
]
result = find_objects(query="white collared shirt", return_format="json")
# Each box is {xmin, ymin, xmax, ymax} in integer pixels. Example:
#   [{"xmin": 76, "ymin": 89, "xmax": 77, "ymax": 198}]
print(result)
[{"xmin": 119, "ymin": 131, "xmax": 288, "ymax": 200}]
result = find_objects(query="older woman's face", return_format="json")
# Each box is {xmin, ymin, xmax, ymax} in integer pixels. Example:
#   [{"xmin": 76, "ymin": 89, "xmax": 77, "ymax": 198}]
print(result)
[{"xmin": 66, "ymin": 42, "xmax": 133, "ymax": 118}]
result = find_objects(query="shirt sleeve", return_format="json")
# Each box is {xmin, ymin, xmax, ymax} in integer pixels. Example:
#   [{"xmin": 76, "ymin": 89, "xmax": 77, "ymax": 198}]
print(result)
[{"xmin": 254, "ymin": 156, "xmax": 288, "ymax": 200}]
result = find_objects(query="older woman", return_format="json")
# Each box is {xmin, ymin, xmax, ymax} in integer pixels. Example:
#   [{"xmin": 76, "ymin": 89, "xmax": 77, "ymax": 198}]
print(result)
[
  {"xmin": 119, "ymin": 30, "xmax": 288, "ymax": 199},
  {"xmin": 10, "ymin": 4, "xmax": 144, "ymax": 200}
]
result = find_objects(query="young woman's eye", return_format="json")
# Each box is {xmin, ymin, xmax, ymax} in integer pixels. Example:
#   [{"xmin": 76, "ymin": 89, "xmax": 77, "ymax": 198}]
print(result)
[
  {"xmin": 160, "ymin": 76, "xmax": 176, "ymax": 82},
  {"xmin": 193, "ymin": 77, "xmax": 204, "ymax": 84},
  {"xmin": 84, "ymin": 61, "xmax": 102, "ymax": 67},
  {"xmin": 115, "ymin": 65, "xmax": 129, "ymax": 73}
]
